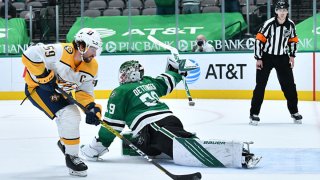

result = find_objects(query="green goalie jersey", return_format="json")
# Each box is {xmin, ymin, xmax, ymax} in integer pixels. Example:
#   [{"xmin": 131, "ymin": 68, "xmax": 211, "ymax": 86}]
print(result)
[{"xmin": 98, "ymin": 71, "xmax": 183, "ymax": 147}]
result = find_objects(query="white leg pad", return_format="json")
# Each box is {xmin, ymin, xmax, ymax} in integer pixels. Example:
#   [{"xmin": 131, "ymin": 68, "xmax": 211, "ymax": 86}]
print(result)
[
  {"xmin": 173, "ymin": 138, "xmax": 243, "ymax": 168},
  {"xmin": 55, "ymin": 105, "xmax": 81, "ymax": 155}
]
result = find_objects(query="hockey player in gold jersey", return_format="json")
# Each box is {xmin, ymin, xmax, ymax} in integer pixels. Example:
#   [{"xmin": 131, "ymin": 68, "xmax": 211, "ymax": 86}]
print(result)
[{"xmin": 22, "ymin": 28, "xmax": 103, "ymax": 177}]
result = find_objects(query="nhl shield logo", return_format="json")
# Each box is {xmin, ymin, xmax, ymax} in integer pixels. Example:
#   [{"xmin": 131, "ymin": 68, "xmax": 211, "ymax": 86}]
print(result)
[{"xmin": 284, "ymin": 29, "xmax": 291, "ymax": 38}]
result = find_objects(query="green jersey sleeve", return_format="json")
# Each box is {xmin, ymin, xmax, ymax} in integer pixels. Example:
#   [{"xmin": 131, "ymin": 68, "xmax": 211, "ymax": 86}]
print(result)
[{"xmin": 153, "ymin": 71, "xmax": 183, "ymax": 97}]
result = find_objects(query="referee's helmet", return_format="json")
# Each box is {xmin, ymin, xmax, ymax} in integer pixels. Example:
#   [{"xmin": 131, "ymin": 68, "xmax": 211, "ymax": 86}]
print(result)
[{"xmin": 275, "ymin": 0, "xmax": 289, "ymax": 10}]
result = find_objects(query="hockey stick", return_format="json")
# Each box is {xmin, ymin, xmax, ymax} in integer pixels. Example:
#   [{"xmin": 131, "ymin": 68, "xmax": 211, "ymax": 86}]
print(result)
[
  {"xmin": 182, "ymin": 76, "xmax": 195, "ymax": 106},
  {"xmin": 55, "ymin": 87, "xmax": 202, "ymax": 180},
  {"xmin": 147, "ymin": 35, "xmax": 195, "ymax": 106}
]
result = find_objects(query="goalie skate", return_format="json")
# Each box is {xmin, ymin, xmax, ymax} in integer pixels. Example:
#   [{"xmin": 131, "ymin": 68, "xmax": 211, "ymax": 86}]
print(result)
[
  {"xmin": 66, "ymin": 154, "xmax": 88, "ymax": 177},
  {"xmin": 242, "ymin": 141, "xmax": 262, "ymax": 169},
  {"xmin": 242, "ymin": 153, "xmax": 262, "ymax": 169},
  {"xmin": 80, "ymin": 138, "xmax": 108, "ymax": 161}
]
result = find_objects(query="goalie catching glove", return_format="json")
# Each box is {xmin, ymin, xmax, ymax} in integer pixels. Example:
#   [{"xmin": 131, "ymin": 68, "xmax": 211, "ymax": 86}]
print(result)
[
  {"xmin": 85, "ymin": 102, "xmax": 102, "ymax": 126},
  {"xmin": 36, "ymin": 69, "xmax": 57, "ymax": 92},
  {"xmin": 166, "ymin": 57, "xmax": 198, "ymax": 76}
]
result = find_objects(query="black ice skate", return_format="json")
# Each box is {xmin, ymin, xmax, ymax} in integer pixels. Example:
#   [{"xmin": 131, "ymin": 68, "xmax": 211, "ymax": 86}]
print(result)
[
  {"xmin": 249, "ymin": 114, "xmax": 260, "ymax": 126},
  {"xmin": 65, "ymin": 154, "xmax": 88, "ymax": 177},
  {"xmin": 291, "ymin": 113, "xmax": 302, "ymax": 124},
  {"xmin": 242, "ymin": 141, "xmax": 262, "ymax": 168}
]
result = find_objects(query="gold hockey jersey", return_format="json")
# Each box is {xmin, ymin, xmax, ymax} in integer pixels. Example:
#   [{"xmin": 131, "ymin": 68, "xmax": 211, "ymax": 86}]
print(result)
[{"xmin": 22, "ymin": 43, "xmax": 98, "ymax": 107}]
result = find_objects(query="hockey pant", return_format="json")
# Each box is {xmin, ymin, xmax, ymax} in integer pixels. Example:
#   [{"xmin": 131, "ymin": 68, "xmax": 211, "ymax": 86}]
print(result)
[{"xmin": 25, "ymin": 85, "xmax": 81, "ymax": 155}]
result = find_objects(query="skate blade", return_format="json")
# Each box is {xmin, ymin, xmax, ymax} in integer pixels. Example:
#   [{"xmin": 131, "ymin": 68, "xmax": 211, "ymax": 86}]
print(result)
[
  {"xmin": 293, "ymin": 119, "xmax": 302, "ymax": 124},
  {"xmin": 69, "ymin": 169, "xmax": 87, "ymax": 177},
  {"xmin": 249, "ymin": 120, "xmax": 259, "ymax": 126}
]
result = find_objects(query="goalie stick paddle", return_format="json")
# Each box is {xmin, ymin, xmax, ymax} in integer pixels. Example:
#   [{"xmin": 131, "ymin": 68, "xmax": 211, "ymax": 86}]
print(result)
[
  {"xmin": 55, "ymin": 87, "xmax": 202, "ymax": 180},
  {"xmin": 147, "ymin": 35, "xmax": 195, "ymax": 106}
]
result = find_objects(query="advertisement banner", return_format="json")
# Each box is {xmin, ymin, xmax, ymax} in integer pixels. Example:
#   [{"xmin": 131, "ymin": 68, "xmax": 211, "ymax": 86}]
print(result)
[
  {"xmin": 67, "ymin": 13, "xmax": 247, "ymax": 53},
  {"xmin": 296, "ymin": 13, "xmax": 320, "ymax": 51},
  {"xmin": 0, "ymin": 53, "xmax": 317, "ymax": 100},
  {"xmin": 0, "ymin": 18, "xmax": 30, "ymax": 54}
]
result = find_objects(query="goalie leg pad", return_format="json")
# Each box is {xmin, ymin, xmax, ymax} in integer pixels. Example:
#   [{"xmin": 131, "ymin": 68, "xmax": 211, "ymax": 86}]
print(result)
[
  {"xmin": 173, "ymin": 138, "xmax": 243, "ymax": 168},
  {"xmin": 55, "ymin": 104, "xmax": 81, "ymax": 155}
]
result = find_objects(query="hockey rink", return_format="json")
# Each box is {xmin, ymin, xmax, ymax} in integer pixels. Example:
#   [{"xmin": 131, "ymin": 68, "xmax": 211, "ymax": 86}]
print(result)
[{"xmin": 0, "ymin": 99, "xmax": 320, "ymax": 180}]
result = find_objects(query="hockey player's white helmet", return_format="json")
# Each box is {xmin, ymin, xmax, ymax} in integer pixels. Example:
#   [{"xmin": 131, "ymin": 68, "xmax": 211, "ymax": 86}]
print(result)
[
  {"xmin": 119, "ymin": 60, "xmax": 144, "ymax": 84},
  {"xmin": 74, "ymin": 28, "xmax": 103, "ymax": 56}
]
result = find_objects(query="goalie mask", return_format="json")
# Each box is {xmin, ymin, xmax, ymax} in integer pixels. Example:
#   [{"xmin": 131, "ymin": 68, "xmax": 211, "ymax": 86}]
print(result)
[
  {"xmin": 74, "ymin": 28, "xmax": 103, "ymax": 58},
  {"xmin": 119, "ymin": 60, "xmax": 144, "ymax": 84}
]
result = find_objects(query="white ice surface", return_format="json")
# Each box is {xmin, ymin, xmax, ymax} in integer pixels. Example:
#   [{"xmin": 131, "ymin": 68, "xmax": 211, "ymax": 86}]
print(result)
[{"xmin": 0, "ymin": 99, "xmax": 319, "ymax": 180}]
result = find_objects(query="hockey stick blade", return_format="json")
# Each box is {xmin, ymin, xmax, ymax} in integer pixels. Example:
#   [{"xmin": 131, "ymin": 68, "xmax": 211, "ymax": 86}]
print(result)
[{"xmin": 174, "ymin": 172, "xmax": 202, "ymax": 180}]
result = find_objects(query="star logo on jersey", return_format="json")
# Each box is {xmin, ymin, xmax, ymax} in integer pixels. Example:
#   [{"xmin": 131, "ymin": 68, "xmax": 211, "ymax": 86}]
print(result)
[
  {"xmin": 64, "ymin": 45, "xmax": 73, "ymax": 54},
  {"xmin": 110, "ymin": 91, "xmax": 116, "ymax": 98},
  {"xmin": 50, "ymin": 94, "xmax": 60, "ymax": 102}
]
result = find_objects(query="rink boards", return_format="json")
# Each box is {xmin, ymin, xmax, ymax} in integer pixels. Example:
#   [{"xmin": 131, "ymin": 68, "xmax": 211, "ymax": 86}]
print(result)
[{"xmin": 0, "ymin": 52, "xmax": 319, "ymax": 100}]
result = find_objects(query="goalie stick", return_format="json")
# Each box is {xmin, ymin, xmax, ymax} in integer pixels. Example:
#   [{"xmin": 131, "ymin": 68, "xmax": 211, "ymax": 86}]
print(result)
[
  {"xmin": 182, "ymin": 76, "xmax": 195, "ymax": 106},
  {"xmin": 147, "ymin": 35, "xmax": 195, "ymax": 106},
  {"xmin": 55, "ymin": 87, "xmax": 202, "ymax": 180}
]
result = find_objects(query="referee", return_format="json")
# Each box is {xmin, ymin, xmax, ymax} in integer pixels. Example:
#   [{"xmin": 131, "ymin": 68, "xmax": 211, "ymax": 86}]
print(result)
[{"xmin": 249, "ymin": 0, "xmax": 302, "ymax": 126}]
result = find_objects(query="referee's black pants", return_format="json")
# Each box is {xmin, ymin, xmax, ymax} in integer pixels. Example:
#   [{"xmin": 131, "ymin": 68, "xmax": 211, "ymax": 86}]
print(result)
[{"xmin": 250, "ymin": 54, "xmax": 299, "ymax": 117}]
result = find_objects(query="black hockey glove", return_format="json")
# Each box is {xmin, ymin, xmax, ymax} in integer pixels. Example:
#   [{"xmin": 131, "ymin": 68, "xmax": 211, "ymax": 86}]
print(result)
[
  {"xmin": 36, "ymin": 69, "xmax": 57, "ymax": 92},
  {"xmin": 85, "ymin": 102, "xmax": 102, "ymax": 126}
]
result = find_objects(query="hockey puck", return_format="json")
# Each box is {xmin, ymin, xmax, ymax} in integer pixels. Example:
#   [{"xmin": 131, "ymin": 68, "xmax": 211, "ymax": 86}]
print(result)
[{"xmin": 189, "ymin": 101, "xmax": 195, "ymax": 106}]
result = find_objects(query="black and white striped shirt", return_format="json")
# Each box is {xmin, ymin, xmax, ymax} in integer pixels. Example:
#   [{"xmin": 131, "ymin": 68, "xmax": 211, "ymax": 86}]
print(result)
[{"xmin": 254, "ymin": 17, "xmax": 298, "ymax": 60}]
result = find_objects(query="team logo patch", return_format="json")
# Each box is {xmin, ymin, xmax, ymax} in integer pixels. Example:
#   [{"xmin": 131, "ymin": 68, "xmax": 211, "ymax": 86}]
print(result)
[
  {"xmin": 110, "ymin": 91, "xmax": 116, "ymax": 98},
  {"xmin": 64, "ymin": 46, "xmax": 73, "ymax": 54},
  {"xmin": 50, "ymin": 94, "xmax": 60, "ymax": 102}
]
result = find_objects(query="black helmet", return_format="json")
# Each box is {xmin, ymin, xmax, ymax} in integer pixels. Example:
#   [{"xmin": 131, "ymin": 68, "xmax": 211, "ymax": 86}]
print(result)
[{"xmin": 275, "ymin": 0, "xmax": 289, "ymax": 9}]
